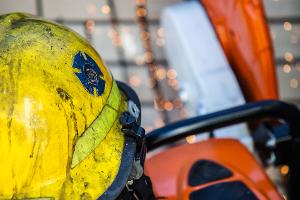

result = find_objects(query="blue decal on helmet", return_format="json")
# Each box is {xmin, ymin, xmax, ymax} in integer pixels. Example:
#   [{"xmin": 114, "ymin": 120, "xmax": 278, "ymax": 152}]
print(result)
[{"xmin": 72, "ymin": 52, "xmax": 105, "ymax": 96}]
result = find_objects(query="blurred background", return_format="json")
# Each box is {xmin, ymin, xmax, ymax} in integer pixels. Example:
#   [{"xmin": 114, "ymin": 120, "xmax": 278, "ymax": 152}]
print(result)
[
  {"xmin": 1, "ymin": 0, "xmax": 299, "ymax": 131},
  {"xmin": 1, "ymin": 0, "xmax": 300, "ymax": 196}
]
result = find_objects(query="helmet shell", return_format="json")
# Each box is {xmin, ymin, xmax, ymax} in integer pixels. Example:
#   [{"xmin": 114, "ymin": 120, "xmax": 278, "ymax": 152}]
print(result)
[{"xmin": 0, "ymin": 13, "xmax": 126, "ymax": 199}]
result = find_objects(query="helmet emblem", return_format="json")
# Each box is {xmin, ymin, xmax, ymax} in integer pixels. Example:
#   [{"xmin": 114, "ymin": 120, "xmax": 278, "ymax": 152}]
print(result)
[{"xmin": 72, "ymin": 52, "xmax": 105, "ymax": 96}]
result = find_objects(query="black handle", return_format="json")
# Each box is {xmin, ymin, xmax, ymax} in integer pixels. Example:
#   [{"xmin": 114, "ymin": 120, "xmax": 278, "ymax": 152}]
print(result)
[{"xmin": 146, "ymin": 100, "xmax": 300, "ymax": 151}]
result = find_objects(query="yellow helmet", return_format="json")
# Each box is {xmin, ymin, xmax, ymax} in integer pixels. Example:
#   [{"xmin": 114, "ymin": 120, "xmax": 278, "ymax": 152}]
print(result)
[{"xmin": 0, "ymin": 13, "xmax": 147, "ymax": 199}]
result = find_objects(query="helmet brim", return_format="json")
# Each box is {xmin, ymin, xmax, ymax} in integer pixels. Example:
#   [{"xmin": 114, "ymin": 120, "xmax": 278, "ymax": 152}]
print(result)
[{"xmin": 98, "ymin": 81, "xmax": 143, "ymax": 200}]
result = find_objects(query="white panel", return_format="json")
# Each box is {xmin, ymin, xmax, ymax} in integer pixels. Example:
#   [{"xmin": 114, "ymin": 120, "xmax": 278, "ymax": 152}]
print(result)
[
  {"xmin": 0, "ymin": 0, "xmax": 37, "ymax": 15},
  {"xmin": 162, "ymin": 2, "xmax": 246, "ymax": 113},
  {"xmin": 162, "ymin": 1, "xmax": 252, "ymax": 150},
  {"xmin": 263, "ymin": 0, "xmax": 300, "ymax": 18},
  {"xmin": 42, "ymin": 0, "xmax": 109, "ymax": 20}
]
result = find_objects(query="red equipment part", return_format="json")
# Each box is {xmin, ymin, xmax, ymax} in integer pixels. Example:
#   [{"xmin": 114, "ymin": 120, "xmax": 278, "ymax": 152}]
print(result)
[{"xmin": 201, "ymin": 0, "xmax": 279, "ymax": 101}]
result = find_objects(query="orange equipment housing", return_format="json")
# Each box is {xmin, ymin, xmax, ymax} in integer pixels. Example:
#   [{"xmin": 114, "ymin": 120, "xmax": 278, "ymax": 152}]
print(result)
[
  {"xmin": 145, "ymin": 0, "xmax": 282, "ymax": 199},
  {"xmin": 145, "ymin": 139, "xmax": 282, "ymax": 199},
  {"xmin": 201, "ymin": 0, "xmax": 279, "ymax": 101}
]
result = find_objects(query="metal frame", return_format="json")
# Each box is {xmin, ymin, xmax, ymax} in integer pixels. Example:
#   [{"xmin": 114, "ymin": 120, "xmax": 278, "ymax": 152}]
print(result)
[{"xmin": 146, "ymin": 100, "xmax": 300, "ymax": 149}]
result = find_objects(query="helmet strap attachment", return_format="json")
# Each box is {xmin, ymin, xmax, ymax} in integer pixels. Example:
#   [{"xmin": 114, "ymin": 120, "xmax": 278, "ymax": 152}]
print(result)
[
  {"xmin": 120, "ymin": 111, "xmax": 146, "ymax": 171},
  {"xmin": 112, "ymin": 81, "xmax": 156, "ymax": 200},
  {"xmin": 119, "ymin": 111, "xmax": 155, "ymax": 200}
]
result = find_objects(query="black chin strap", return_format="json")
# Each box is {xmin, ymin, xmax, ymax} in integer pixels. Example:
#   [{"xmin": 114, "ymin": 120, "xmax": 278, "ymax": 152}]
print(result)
[{"xmin": 116, "ymin": 81, "xmax": 156, "ymax": 200}]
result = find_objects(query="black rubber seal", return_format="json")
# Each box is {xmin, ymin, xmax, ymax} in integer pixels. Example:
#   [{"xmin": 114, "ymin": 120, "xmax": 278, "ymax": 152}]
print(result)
[
  {"xmin": 190, "ymin": 181, "xmax": 259, "ymax": 200},
  {"xmin": 188, "ymin": 160, "xmax": 232, "ymax": 186}
]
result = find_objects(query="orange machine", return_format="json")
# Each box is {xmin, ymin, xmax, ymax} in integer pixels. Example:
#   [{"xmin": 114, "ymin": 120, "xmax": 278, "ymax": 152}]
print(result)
[
  {"xmin": 145, "ymin": 101, "xmax": 300, "ymax": 200},
  {"xmin": 201, "ymin": 0, "xmax": 278, "ymax": 101},
  {"xmin": 143, "ymin": 1, "xmax": 300, "ymax": 200},
  {"xmin": 146, "ymin": 139, "xmax": 281, "ymax": 200}
]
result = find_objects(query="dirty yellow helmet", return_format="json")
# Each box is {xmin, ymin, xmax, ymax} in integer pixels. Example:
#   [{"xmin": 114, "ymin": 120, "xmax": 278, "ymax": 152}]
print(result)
[{"xmin": 0, "ymin": 13, "xmax": 148, "ymax": 199}]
